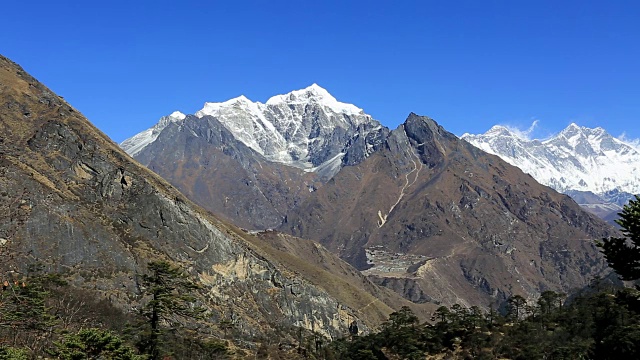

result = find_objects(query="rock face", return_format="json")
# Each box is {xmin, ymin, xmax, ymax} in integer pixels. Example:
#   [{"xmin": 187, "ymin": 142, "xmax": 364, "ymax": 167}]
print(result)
[
  {"xmin": 122, "ymin": 84, "xmax": 388, "ymax": 229},
  {"xmin": 130, "ymin": 114, "xmax": 322, "ymax": 230},
  {"xmin": 462, "ymin": 124, "xmax": 640, "ymax": 220},
  {"xmin": 282, "ymin": 114, "xmax": 615, "ymax": 307},
  {"xmin": 0, "ymin": 55, "xmax": 409, "ymax": 340}
]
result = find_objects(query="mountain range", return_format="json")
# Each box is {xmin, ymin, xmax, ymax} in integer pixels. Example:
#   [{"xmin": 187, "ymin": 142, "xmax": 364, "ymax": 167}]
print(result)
[
  {"xmin": 0, "ymin": 55, "xmax": 432, "ymax": 344},
  {"xmin": 122, "ymin": 85, "xmax": 616, "ymax": 308},
  {"xmin": 462, "ymin": 124, "xmax": 640, "ymax": 221}
]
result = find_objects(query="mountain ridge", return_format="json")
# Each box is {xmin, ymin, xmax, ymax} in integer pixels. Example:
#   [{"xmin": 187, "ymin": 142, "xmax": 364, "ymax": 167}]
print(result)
[
  {"xmin": 282, "ymin": 113, "xmax": 615, "ymax": 307},
  {"xmin": 462, "ymin": 123, "xmax": 640, "ymax": 218}
]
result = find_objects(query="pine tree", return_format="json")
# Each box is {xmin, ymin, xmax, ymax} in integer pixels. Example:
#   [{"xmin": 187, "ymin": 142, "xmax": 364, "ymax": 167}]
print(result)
[
  {"xmin": 507, "ymin": 295, "xmax": 527, "ymax": 321},
  {"xmin": 598, "ymin": 195, "xmax": 640, "ymax": 282},
  {"xmin": 0, "ymin": 270, "xmax": 59, "ymax": 350},
  {"xmin": 49, "ymin": 328, "xmax": 143, "ymax": 360},
  {"xmin": 0, "ymin": 346, "xmax": 28, "ymax": 360},
  {"xmin": 139, "ymin": 260, "xmax": 206, "ymax": 360},
  {"xmin": 537, "ymin": 290, "xmax": 564, "ymax": 316}
]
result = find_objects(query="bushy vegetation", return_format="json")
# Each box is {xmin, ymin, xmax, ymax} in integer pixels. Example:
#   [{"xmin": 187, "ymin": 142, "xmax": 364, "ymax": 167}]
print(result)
[
  {"xmin": 0, "ymin": 261, "xmax": 228, "ymax": 360},
  {"xmin": 331, "ymin": 196, "xmax": 640, "ymax": 359},
  {"xmin": 331, "ymin": 287, "xmax": 640, "ymax": 359}
]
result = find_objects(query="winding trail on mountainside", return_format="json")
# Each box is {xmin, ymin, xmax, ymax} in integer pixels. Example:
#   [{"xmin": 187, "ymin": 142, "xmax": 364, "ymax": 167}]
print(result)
[{"xmin": 378, "ymin": 130, "xmax": 423, "ymax": 227}]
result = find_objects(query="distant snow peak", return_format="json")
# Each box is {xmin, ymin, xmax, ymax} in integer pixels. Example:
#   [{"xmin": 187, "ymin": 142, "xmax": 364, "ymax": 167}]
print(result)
[
  {"xmin": 122, "ymin": 84, "xmax": 380, "ymax": 178},
  {"xmin": 195, "ymin": 95, "xmax": 255, "ymax": 118},
  {"xmin": 120, "ymin": 111, "xmax": 187, "ymax": 156},
  {"xmin": 465, "ymin": 120, "xmax": 541, "ymax": 142},
  {"xmin": 266, "ymin": 84, "xmax": 364, "ymax": 116},
  {"xmin": 462, "ymin": 123, "xmax": 640, "ymax": 202},
  {"xmin": 169, "ymin": 111, "xmax": 186, "ymax": 120},
  {"xmin": 485, "ymin": 125, "xmax": 513, "ymax": 136}
]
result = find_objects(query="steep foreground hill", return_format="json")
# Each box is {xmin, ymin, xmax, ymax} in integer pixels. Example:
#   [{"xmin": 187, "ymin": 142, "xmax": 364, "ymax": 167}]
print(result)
[{"xmin": 0, "ymin": 55, "xmax": 427, "ymax": 346}]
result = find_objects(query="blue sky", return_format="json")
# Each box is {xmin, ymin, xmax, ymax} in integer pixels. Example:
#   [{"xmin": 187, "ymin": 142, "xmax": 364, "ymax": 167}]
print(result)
[{"xmin": 2, "ymin": 1, "xmax": 639, "ymax": 143}]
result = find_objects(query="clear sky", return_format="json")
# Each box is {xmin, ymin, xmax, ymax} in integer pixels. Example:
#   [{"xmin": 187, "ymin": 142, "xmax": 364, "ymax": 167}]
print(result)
[{"xmin": 2, "ymin": 1, "xmax": 639, "ymax": 143}]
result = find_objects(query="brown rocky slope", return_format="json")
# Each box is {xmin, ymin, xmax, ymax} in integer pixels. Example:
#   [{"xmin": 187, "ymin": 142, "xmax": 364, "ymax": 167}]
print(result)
[
  {"xmin": 0, "ymin": 54, "xmax": 425, "ymax": 341},
  {"xmin": 282, "ymin": 113, "xmax": 616, "ymax": 307},
  {"xmin": 133, "ymin": 114, "xmax": 325, "ymax": 230}
]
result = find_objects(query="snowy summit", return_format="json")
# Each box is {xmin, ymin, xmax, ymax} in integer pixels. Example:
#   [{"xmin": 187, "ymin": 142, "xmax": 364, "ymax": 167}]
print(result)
[
  {"xmin": 121, "ymin": 85, "xmax": 381, "ymax": 176},
  {"xmin": 265, "ymin": 83, "xmax": 364, "ymax": 116},
  {"xmin": 462, "ymin": 123, "xmax": 640, "ymax": 205}
]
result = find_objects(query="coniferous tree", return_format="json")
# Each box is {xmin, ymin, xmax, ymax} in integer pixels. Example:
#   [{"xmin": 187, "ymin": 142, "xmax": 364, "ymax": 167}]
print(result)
[
  {"xmin": 0, "ymin": 346, "xmax": 28, "ymax": 360},
  {"xmin": 598, "ymin": 195, "xmax": 640, "ymax": 282},
  {"xmin": 537, "ymin": 290, "xmax": 564, "ymax": 316},
  {"xmin": 139, "ymin": 260, "xmax": 206, "ymax": 360},
  {"xmin": 506, "ymin": 295, "xmax": 527, "ymax": 321},
  {"xmin": 0, "ymin": 270, "xmax": 60, "ymax": 350},
  {"xmin": 49, "ymin": 328, "xmax": 143, "ymax": 360}
]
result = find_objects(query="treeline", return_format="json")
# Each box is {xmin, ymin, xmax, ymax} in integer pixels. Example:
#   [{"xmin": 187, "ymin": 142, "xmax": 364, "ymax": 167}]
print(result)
[
  {"xmin": 3, "ymin": 269, "xmax": 639, "ymax": 360},
  {"xmin": 0, "ymin": 262, "xmax": 229, "ymax": 360},
  {"xmin": 330, "ymin": 286, "xmax": 640, "ymax": 359}
]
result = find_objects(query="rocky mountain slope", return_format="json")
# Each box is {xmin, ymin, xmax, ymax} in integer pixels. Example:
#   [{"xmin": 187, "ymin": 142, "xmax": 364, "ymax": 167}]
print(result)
[
  {"xmin": 122, "ymin": 85, "xmax": 388, "ymax": 229},
  {"xmin": 282, "ymin": 114, "xmax": 615, "ymax": 307},
  {"xmin": 0, "ymin": 55, "xmax": 422, "ymax": 341},
  {"xmin": 462, "ymin": 124, "xmax": 640, "ymax": 219}
]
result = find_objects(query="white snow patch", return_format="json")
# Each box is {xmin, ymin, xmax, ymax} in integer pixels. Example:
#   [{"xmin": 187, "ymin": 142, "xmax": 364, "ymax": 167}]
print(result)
[{"xmin": 169, "ymin": 111, "xmax": 186, "ymax": 120}]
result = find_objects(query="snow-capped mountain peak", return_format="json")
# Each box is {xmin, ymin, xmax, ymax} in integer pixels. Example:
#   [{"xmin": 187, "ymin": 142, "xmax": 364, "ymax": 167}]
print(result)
[
  {"xmin": 169, "ymin": 111, "xmax": 186, "ymax": 120},
  {"xmin": 462, "ymin": 123, "xmax": 640, "ymax": 208},
  {"xmin": 463, "ymin": 125, "xmax": 515, "ymax": 139},
  {"xmin": 121, "ymin": 85, "xmax": 383, "ymax": 177},
  {"xmin": 486, "ymin": 125, "xmax": 513, "ymax": 136},
  {"xmin": 120, "ymin": 110, "xmax": 187, "ymax": 156},
  {"xmin": 195, "ymin": 95, "xmax": 255, "ymax": 118},
  {"xmin": 565, "ymin": 122, "xmax": 580, "ymax": 131},
  {"xmin": 266, "ymin": 83, "xmax": 365, "ymax": 116},
  {"xmin": 266, "ymin": 83, "xmax": 332, "ymax": 104}
]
